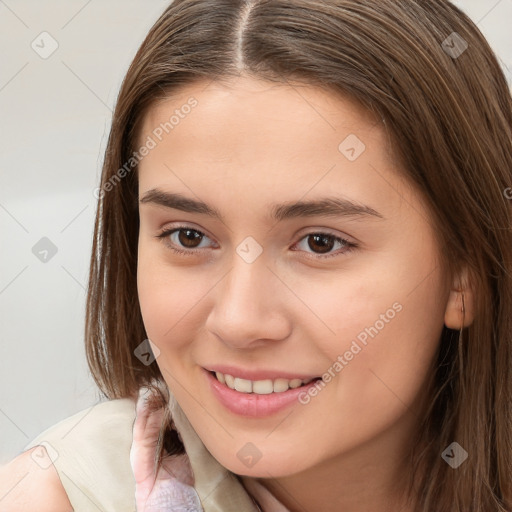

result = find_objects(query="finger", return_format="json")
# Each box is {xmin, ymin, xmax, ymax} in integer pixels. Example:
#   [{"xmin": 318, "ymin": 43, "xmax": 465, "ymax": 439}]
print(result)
[
  {"xmin": 131, "ymin": 387, "xmax": 203, "ymax": 511},
  {"xmin": 130, "ymin": 387, "xmax": 166, "ymax": 485},
  {"xmin": 133, "ymin": 387, "xmax": 165, "ymax": 448}
]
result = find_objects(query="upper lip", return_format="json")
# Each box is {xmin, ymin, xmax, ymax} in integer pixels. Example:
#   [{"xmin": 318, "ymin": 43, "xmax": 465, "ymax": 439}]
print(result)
[{"xmin": 204, "ymin": 365, "xmax": 320, "ymax": 381}]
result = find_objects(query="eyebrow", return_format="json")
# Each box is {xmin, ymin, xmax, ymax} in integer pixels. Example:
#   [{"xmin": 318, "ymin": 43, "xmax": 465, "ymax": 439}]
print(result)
[{"xmin": 139, "ymin": 188, "xmax": 384, "ymax": 222}]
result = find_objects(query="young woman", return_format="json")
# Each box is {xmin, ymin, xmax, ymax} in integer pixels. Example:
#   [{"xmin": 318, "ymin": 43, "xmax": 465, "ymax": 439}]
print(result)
[{"xmin": 1, "ymin": 0, "xmax": 511, "ymax": 511}]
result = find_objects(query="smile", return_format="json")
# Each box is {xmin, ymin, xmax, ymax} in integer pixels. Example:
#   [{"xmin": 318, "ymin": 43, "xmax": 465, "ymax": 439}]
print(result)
[
  {"xmin": 212, "ymin": 371, "xmax": 317, "ymax": 394},
  {"xmin": 204, "ymin": 368, "xmax": 322, "ymax": 417}
]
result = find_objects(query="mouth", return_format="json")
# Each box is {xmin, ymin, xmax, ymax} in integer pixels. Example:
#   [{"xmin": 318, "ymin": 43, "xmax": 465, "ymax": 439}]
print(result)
[
  {"xmin": 209, "ymin": 370, "xmax": 322, "ymax": 395},
  {"xmin": 204, "ymin": 368, "xmax": 323, "ymax": 417}
]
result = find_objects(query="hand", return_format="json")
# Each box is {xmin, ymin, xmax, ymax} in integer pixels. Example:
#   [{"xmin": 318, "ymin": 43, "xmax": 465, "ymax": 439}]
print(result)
[{"xmin": 130, "ymin": 386, "xmax": 203, "ymax": 512}]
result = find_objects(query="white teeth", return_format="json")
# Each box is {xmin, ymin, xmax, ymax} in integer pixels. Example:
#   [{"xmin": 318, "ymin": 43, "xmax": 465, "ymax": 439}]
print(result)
[
  {"xmin": 252, "ymin": 380, "xmax": 274, "ymax": 394},
  {"xmin": 214, "ymin": 372, "xmax": 315, "ymax": 394},
  {"xmin": 289, "ymin": 378, "xmax": 303, "ymax": 389},
  {"xmin": 224, "ymin": 374, "xmax": 235, "ymax": 388},
  {"xmin": 234, "ymin": 377, "xmax": 252, "ymax": 393},
  {"xmin": 273, "ymin": 378, "xmax": 290, "ymax": 393}
]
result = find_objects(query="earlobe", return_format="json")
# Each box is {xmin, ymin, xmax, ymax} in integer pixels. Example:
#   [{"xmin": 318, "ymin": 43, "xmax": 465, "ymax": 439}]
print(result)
[{"xmin": 444, "ymin": 271, "xmax": 475, "ymax": 329}]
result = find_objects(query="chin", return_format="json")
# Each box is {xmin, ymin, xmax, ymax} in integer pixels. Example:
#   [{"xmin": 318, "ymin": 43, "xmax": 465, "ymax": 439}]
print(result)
[{"xmin": 213, "ymin": 452, "xmax": 308, "ymax": 479}]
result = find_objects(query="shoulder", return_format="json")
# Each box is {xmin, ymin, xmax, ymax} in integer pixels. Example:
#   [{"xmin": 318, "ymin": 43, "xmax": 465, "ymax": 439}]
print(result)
[
  {"xmin": 25, "ymin": 397, "xmax": 138, "ymax": 449},
  {"xmin": 4, "ymin": 397, "xmax": 138, "ymax": 512},
  {"xmin": 0, "ymin": 446, "xmax": 72, "ymax": 512}
]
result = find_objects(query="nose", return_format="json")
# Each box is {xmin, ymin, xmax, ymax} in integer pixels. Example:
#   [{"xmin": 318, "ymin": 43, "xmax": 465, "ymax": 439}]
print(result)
[{"xmin": 204, "ymin": 255, "xmax": 292, "ymax": 349}]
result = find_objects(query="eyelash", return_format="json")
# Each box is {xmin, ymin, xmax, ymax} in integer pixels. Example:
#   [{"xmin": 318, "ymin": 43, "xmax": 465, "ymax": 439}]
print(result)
[{"xmin": 155, "ymin": 225, "xmax": 358, "ymax": 260}]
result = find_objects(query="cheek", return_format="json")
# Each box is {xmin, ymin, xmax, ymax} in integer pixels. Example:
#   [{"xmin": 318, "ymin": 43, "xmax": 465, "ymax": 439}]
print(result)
[
  {"xmin": 136, "ymin": 243, "xmax": 213, "ymax": 356},
  {"xmin": 338, "ymin": 283, "xmax": 445, "ymax": 431},
  {"xmin": 295, "ymin": 236, "xmax": 447, "ymax": 413},
  {"xmin": 137, "ymin": 243, "xmax": 186, "ymax": 343}
]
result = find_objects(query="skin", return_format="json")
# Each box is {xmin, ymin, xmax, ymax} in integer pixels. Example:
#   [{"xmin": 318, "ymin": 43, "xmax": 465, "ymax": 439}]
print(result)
[{"xmin": 136, "ymin": 76, "xmax": 474, "ymax": 512}]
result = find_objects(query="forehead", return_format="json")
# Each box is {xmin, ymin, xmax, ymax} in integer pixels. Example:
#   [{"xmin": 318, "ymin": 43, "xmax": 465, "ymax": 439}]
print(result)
[
  {"xmin": 141, "ymin": 76, "xmax": 379, "ymax": 134},
  {"xmin": 135, "ymin": 76, "xmax": 427, "ymax": 225},
  {"xmin": 137, "ymin": 76, "xmax": 391, "ymax": 172}
]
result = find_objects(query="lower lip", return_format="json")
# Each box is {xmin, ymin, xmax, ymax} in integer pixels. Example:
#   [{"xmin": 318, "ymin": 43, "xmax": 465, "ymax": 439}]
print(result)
[{"xmin": 204, "ymin": 369, "xmax": 320, "ymax": 417}]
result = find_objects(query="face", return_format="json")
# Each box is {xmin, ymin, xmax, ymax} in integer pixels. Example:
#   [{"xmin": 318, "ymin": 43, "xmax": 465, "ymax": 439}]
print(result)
[{"xmin": 136, "ymin": 76, "xmax": 450, "ymax": 479}]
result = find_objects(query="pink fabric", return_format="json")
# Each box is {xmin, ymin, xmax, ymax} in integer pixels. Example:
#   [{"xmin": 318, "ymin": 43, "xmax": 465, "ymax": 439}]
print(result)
[
  {"xmin": 132, "ymin": 385, "xmax": 291, "ymax": 511},
  {"xmin": 137, "ymin": 452, "xmax": 294, "ymax": 512},
  {"xmin": 134, "ymin": 453, "xmax": 202, "ymax": 511}
]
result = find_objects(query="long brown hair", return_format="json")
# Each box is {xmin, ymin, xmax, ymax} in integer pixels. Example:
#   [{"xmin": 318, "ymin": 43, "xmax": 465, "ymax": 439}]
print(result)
[{"xmin": 85, "ymin": 1, "xmax": 512, "ymax": 510}]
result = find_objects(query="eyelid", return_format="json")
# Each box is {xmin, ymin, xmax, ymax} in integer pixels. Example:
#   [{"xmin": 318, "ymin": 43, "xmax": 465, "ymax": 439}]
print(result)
[
  {"xmin": 158, "ymin": 222, "xmax": 215, "ymax": 241},
  {"xmin": 296, "ymin": 226, "xmax": 357, "ymax": 243},
  {"xmin": 158, "ymin": 223, "xmax": 356, "ymax": 243}
]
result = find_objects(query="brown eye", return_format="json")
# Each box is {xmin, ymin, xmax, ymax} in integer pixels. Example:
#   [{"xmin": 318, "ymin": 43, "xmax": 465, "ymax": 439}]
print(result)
[
  {"xmin": 293, "ymin": 232, "xmax": 356, "ymax": 259},
  {"xmin": 156, "ymin": 226, "xmax": 357, "ymax": 259},
  {"xmin": 306, "ymin": 234, "xmax": 336, "ymax": 254},
  {"xmin": 156, "ymin": 226, "xmax": 214, "ymax": 255},
  {"xmin": 176, "ymin": 228, "xmax": 204, "ymax": 248}
]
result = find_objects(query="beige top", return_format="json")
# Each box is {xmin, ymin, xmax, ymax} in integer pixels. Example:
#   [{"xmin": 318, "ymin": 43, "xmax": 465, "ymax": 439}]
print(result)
[
  {"xmin": 24, "ymin": 395, "xmax": 290, "ymax": 512},
  {"xmin": 24, "ymin": 398, "xmax": 138, "ymax": 511}
]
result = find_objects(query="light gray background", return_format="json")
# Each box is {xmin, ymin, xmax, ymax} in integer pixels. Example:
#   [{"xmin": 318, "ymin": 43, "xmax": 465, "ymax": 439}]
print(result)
[{"xmin": 1, "ymin": 0, "xmax": 511, "ymax": 463}]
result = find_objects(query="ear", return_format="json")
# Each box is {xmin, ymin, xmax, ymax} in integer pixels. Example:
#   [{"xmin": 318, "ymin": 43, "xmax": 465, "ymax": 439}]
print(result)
[{"xmin": 444, "ymin": 266, "xmax": 475, "ymax": 329}]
